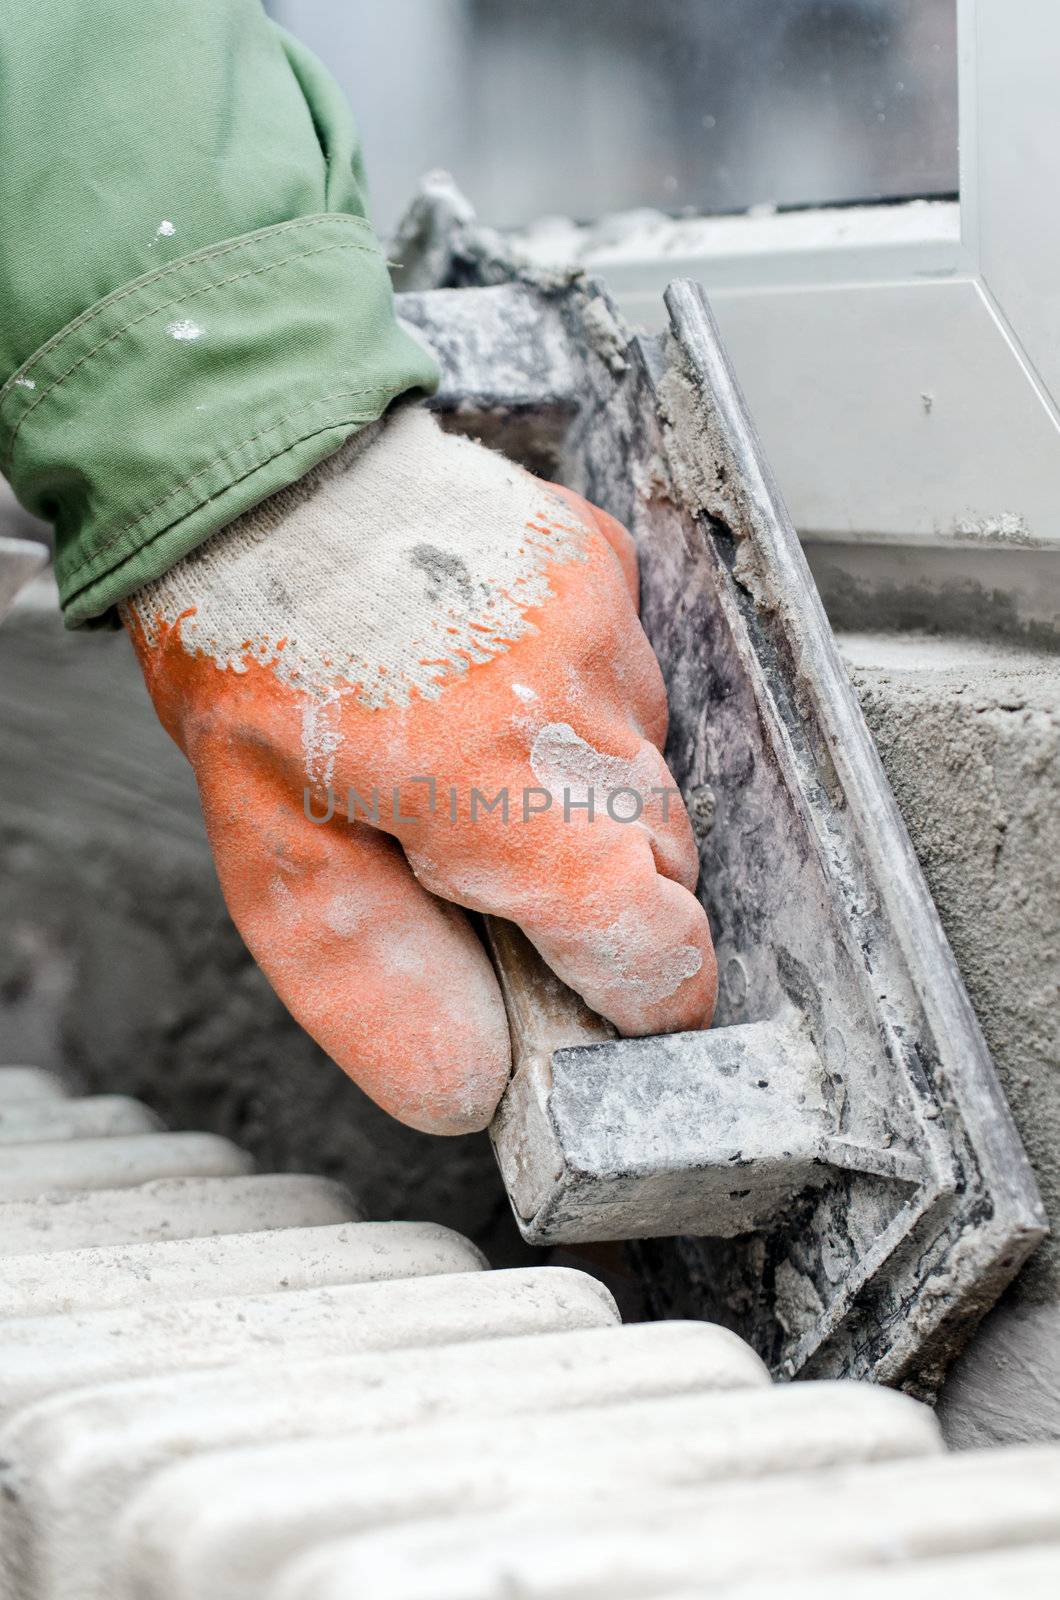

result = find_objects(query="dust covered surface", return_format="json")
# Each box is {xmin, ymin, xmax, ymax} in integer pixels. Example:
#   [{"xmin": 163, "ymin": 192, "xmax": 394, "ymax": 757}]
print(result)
[
  {"xmin": 849, "ymin": 651, "xmax": 1060, "ymax": 1302},
  {"xmin": 849, "ymin": 644, "xmax": 1060, "ymax": 1444}
]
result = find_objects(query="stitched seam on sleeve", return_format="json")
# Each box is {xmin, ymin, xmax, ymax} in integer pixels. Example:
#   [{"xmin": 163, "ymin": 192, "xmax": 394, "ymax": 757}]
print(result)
[
  {"xmin": 59, "ymin": 387, "xmax": 395, "ymax": 585},
  {"xmin": 0, "ymin": 215, "xmax": 374, "ymax": 404},
  {"xmin": 2, "ymin": 239, "xmax": 383, "ymax": 474}
]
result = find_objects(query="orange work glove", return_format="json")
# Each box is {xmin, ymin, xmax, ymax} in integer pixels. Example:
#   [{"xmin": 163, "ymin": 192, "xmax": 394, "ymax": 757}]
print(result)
[{"xmin": 122, "ymin": 404, "xmax": 717, "ymax": 1134}]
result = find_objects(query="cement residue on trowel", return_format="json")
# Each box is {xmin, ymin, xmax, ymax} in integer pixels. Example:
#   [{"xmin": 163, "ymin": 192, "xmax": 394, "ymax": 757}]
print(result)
[
  {"xmin": 656, "ymin": 357, "xmax": 747, "ymax": 530},
  {"xmin": 580, "ymin": 294, "xmax": 630, "ymax": 376},
  {"xmin": 773, "ymin": 1257, "xmax": 827, "ymax": 1338},
  {"xmin": 630, "ymin": 451, "xmax": 673, "ymax": 507},
  {"xmin": 729, "ymin": 539, "xmax": 779, "ymax": 616},
  {"xmin": 659, "ymin": 350, "xmax": 810, "ymax": 617},
  {"xmin": 656, "ymin": 356, "xmax": 779, "ymax": 615}
]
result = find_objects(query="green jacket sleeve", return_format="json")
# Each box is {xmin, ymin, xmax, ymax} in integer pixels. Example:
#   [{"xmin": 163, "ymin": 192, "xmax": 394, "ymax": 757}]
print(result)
[{"xmin": 0, "ymin": 0, "xmax": 438, "ymax": 626}]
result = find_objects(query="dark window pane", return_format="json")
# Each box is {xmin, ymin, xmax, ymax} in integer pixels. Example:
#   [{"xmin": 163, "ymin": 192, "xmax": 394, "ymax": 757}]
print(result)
[{"xmin": 268, "ymin": 0, "xmax": 958, "ymax": 232}]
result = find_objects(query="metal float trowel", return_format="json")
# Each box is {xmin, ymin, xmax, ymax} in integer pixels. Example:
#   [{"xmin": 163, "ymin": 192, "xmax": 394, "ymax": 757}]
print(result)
[{"xmin": 394, "ymin": 181, "xmax": 1046, "ymax": 1391}]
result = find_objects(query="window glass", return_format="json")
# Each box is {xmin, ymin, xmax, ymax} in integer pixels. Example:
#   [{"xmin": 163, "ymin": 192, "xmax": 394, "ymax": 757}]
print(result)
[{"xmin": 267, "ymin": 0, "xmax": 958, "ymax": 233}]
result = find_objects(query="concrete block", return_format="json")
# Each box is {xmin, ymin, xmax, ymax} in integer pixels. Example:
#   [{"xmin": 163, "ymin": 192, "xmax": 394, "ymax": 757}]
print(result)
[
  {"xmin": 845, "ymin": 638, "xmax": 1060, "ymax": 1435},
  {"xmin": 0, "ymin": 1175, "xmax": 358, "ymax": 1256},
  {"xmin": 0, "ymin": 1267, "xmax": 617, "ymax": 1421},
  {"xmin": 0, "ymin": 1071, "xmax": 67, "ymax": 1104},
  {"xmin": 0, "ymin": 1097, "xmax": 160, "ymax": 1145},
  {"xmin": 0, "ymin": 1133, "xmax": 253, "ymax": 1201},
  {"xmin": 935, "ymin": 1301, "xmax": 1060, "ymax": 1450},
  {"xmin": 263, "ymin": 1443, "xmax": 1060, "ymax": 1600},
  {"xmin": 0, "ymin": 1221, "xmax": 485, "ymax": 1321},
  {"xmin": 0, "ymin": 1322, "xmax": 767, "ymax": 1600},
  {"xmin": 113, "ymin": 1384, "xmax": 939, "ymax": 1600},
  {"xmin": 846, "ymin": 640, "xmax": 1060, "ymax": 1292}
]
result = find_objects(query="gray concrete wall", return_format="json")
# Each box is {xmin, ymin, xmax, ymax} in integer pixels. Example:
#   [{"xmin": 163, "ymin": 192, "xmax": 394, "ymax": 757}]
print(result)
[{"xmin": 840, "ymin": 633, "xmax": 1060, "ymax": 1445}]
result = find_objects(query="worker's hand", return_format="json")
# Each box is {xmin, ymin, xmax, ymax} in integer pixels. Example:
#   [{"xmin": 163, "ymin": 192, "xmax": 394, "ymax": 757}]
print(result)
[{"xmin": 122, "ymin": 405, "xmax": 717, "ymax": 1133}]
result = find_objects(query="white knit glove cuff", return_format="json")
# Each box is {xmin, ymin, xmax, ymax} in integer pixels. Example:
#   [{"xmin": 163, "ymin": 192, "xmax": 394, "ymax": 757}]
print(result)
[{"xmin": 122, "ymin": 403, "xmax": 587, "ymax": 713}]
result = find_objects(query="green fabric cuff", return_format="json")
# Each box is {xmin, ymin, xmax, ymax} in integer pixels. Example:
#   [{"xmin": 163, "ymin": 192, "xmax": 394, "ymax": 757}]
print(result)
[{"xmin": 0, "ymin": 215, "xmax": 439, "ymax": 626}]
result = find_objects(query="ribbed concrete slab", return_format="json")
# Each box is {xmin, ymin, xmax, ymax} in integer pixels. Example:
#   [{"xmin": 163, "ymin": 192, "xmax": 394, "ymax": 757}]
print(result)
[
  {"xmin": 0, "ymin": 1070, "xmax": 67, "ymax": 1104},
  {"xmin": 0, "ymin": 1133, "xmax": 253, "ymax": 1201},
  {"xmin": 0, "ymin": 1175, "xmax": 358, "ymax": 1256},
  {"xmin": 0, "ymin": 1097, "xmax": 161, "ymax": 1145},
  {"xmin": 668, "ymin": 1543, "xmax": 1060, "ymax": 1598},
  {"xmin": 114, "ymin": 1384, "xmax": 940, "ymax": 1600},
  {"xmin": 0, "ymin": 1221, "xmax": 485, "ymax": 1321},
  {"xmin": 0, "ymin": 1267, "xmax": 617, "ymax": 1420},
  {"xmin": 263, "ymin": 1444, "xmax": 1060, "ymax": 1600},
  {"xmin": 0, "ymin": 1322, "xmax": 767, "ymax": 1600}
]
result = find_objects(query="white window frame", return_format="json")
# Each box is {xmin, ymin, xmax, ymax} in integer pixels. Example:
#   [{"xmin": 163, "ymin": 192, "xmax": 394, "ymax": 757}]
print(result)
[{"xmin": 517, "ymin": 0, "xmax": 1060, "ymax": 566}]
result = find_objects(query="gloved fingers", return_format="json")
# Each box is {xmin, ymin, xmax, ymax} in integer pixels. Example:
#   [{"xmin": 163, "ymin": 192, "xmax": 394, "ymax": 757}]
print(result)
[
  {"xmin": 545, "ymin": 485, "xmax": 669, "ymax": 752},
  {"xmin": 518, "ymin": 718, "xmax": 701, "ymax": 892},
  {"xmin": 364, "ymin": 706, "xmax": 700, "ymax": 898},
  {"xmin": 532, "ymin": 857, "xmax": 717, "ymax": 1038},
  {"xmin": 406, "ymin": 796, "xmax": 717, "ymax": 1039},
  {"xmin": 195, "ymin": 755, "xmax": 512, "ymax": 1134}
]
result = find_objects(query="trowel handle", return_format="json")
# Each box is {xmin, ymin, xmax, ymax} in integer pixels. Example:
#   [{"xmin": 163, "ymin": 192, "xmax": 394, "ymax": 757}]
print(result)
[{"xmin": 481, "ymin": 916, "xmax": 615, "ymax": 1073}]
